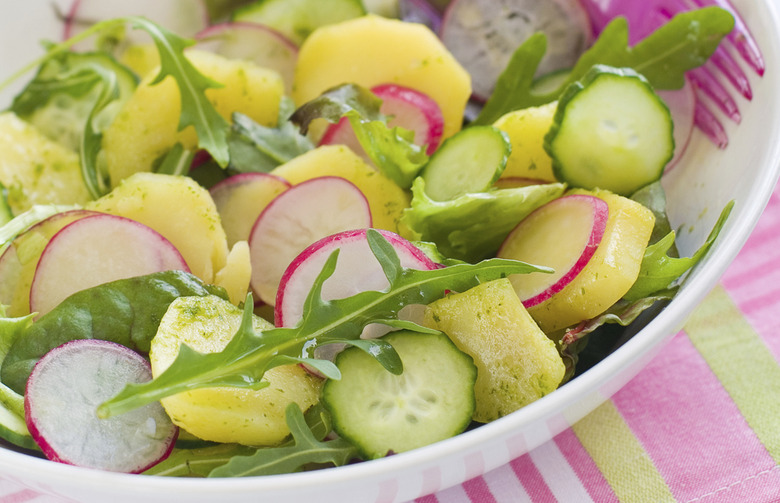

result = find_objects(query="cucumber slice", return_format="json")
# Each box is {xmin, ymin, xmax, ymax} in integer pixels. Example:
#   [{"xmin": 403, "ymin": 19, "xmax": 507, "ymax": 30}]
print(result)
[
  {"xmin": 322, "ymin": 330, "xmax": 476, "ymax": 460},
  {"xmin": 544, "ymin": 65, "xmax": 674, "ymax": 196},
  {"xmin": 233, "ymin": 0, "xmax": 366, "ymax": 45},
  {"xmin": 420, "ymin": 125, "xmax": 510, "ymax": 201}
]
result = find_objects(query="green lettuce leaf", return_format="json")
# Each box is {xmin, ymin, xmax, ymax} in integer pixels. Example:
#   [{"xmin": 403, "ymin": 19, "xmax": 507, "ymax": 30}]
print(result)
[
  {"xmin": 99, "ymin": 230, "xmax": 551, "ymax": 418},
  {"xmin": 400, "ymin": 178, "xmax": 565, "ymax": 262},
  {"xmin": 473, "ymin": 6, "xmax": 735, "ymax": 125}
]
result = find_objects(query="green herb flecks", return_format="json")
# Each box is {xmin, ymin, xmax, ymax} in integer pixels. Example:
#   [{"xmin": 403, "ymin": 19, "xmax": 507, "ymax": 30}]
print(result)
[{"xmin": 99, "ymin": 229, "xmax": 551, "ymax": 418}]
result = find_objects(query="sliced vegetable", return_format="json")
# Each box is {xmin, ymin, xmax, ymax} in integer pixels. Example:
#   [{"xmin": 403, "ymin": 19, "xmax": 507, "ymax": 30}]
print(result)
[
  {"xmin": 440, "ymin": 0, "xmax": 591, "ymax": 100},
  {"xmin": 232, "ymin": 0, "xmax": 366, "ymax": 45},
  {"xmin": 492, "ymin": 101, "xmax": 558, "ymax": 183},
  {"xmin": 25, "ymin": 339, "xmax": 178, "ymax": 473},
  {"xmin": 545, "ymin": 65, "xmax": 674, "ymax": 196},
  {"xmin": 150, "ymin": 294, "xmax": 322, "ymax": 446},
  {"xmin": 30, "ymin": 213, "xmax": 189, "ymax": 317},
  {"xmin": 322, "ymin": 330, "xmax": 476, "ymax": 459},
  {"xmin": 248, "ymin": 176, "xmax": 372, "ymax": 305},
  {"xmin": 420, "ymin": 125, "xmax": 510, "ymax": 201},
  {"xmin": 423, "ymin": 279, "xmax": 565, "ymax": 422}
]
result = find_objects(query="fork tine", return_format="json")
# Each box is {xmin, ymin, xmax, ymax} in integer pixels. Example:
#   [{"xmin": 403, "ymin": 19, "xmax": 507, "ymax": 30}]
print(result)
[
  {"xmin": 688, "ymin": 64, "xmax": 742, "ymax": 123},
  {"xmin": 694, "ymin": 99, "xmax": 730, "ymax": 148},
  {"xmin": 710, "ymin": 46, "xmax": 753, "ymax": 100}
]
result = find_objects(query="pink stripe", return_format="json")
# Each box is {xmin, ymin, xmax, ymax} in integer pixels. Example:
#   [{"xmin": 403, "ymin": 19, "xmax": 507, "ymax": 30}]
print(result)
[
  {"xmin": 553, "ymin": 429, "xmax": 618, "ymax": 502},
  {"xmin": 462, "ymin": 476, "xmax": 497, "ymax": 503},
  {"xmin": 415, "ymin": 495, "xmax": 439, "ymax": 503},
  {"xmin": 510, "ymin": 454, "xmax": 557, "ymax": 503},
  {"xmin": 611, "ymin": 333, "xmax": 777, "ymax": 502},
  {"xmin": 0, "ymin": 490, "xmax": 42, "ymax": 503}
]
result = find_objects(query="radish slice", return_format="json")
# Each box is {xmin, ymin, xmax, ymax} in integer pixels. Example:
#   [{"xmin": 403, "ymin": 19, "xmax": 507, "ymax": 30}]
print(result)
[
  {"xmin": 209, "ymin": 172, "xmax": 291, "ymax": 247},
  {"xmin": 439, "ymin": 0, "xmax": 592, "ymax": 101},
  {"xmin": 275, "ymin": 229, "xmax": 439, "ymax": 328},
  {"xmin": 29, "ymin": 214, "xmax": 189, "ymax": 317},
  {"xmin": 195, "ymin": 22, "xmax": 299, "ymax": 95},
  {"xmin": 657, "ymin": 77, "xmax": 696, "ymax": 171},
  {"xmin": 62, "ymin": 0, "xmax": 209, "ymax": 49},
  {"xmin": 25, "ymin": 339, "xmax": 177, "ymax": 473},
  {"xmin": 248, "ymin": 177, "xmax": 372, "ymax": 305},
  {"xmin": 319, "ymin": 83, "xmax": 445, "ymax": 157},
  {"xmin": 497, "ymin": 194, "xmax": 608, "ymax": 307}
]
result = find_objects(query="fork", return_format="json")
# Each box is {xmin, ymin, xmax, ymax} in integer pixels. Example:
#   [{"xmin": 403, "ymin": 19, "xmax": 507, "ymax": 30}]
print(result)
[{"xmin": 577, "ymin": 0, "xmax": 765, "ymax": 148}]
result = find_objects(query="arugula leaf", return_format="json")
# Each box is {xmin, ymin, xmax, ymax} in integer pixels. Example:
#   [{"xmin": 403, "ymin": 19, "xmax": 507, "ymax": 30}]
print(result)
[
  {"xmin": 624, "ymin": 201, "xmax": 733, "ymax": 301},
  {"xmin": 155, "ymin": 143, "xmax": 196, "ymax": 177},
  {"xmin": 290, "ymin": 83, "xmax": 384, "ymax": 134},
  {"xmin": 209, "ymin": 403, "xmax": 359, "ymax": 477},
  {"xmin": 98, "ymin": 229, "xmax": 551, "ymax": 418},
  {"xmin": 473, "ymin": 7, "xmax": 735, "ymax": 125},
  {"xmin": 400, "ymin": 178, "xmax": 566, "ymax": 262},
  {"xmin": 0, "ymin": 270, "xmax": 228, "ymax": 394}
]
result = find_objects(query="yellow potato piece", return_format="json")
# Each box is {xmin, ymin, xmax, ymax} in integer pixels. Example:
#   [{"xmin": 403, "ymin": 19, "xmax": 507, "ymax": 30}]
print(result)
[
  {"xmin": 87, "ymin": 173, "xmax": 228, "ymax": 284},
  {"xmin": 150, "ymin": 295, "xmax": 322, "ymax": 446},
  {"xmin": 526, "ymin": 189, "xmax": 655, "ymax": 332},
  {"xmin": 270, "ymin": 145, "xmax": 410, "ymax": 233},
  {"xmin": 493, "ymin": 102, "xmax": 558, "ymax": 183},
  {"xmin": 292, "ymin": 15, "xmax": 470, "ymax": 141},
  {"xmin": 0, "ymin": 113, "xmax": 90, "ymax": 215},
  {"xmin": 423, "ymin": 278, "xmax": 564, "ymax": 423},
  {"xmin": 213, "ymin": 240, "xmax": 252, "ymax": 305},
  {"xmin": 103, "ymin": 50, "xmax": 284, "ymax": 186}
]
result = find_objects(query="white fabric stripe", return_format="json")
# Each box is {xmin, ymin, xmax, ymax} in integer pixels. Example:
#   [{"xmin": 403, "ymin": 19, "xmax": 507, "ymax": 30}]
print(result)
[
  {"xmin": 528, "ymin": 440, "xmax": 594, "ymax": 503},
  {"xmin": 481, "ymin": 463, "xmax": 533, "ymax": 503}
]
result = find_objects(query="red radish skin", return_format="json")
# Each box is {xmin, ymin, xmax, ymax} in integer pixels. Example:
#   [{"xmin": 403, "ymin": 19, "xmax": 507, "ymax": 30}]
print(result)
[
  {"xmin": 195, "ymin": 22, "xmax": 299, "ymax": 95},
  {"xmin": 248, "ymin": 176, "xmax": 372, "ymax": 305},
  {"xmin": 25, "ymin": 339, "xmax": 177, "ymax": 473},
  {"xmin": 319, "ymin": 84, "xmax": 445, "ymax": 157},
  {"xmin": 498, "ymin": 194, "xmax": 609, "ymax": 307},
  {"xmin": 275, "ymin": 229, "xmax": 439, "ymax": 328},
  {"xmin": 209, "ymin": 172, "xmax": 291, "ymax": 247},
  {"xmin": 29, "ymin": 213, "xmax": 189, "ymax": 316}
]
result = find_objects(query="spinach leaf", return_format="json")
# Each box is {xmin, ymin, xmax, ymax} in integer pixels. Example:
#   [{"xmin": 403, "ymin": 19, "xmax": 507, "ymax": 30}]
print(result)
[
  {"xmin": 208, "ymin": 403, "xmax": 359, "ymax": 477},
  {"xmin": 1, "ymin": 271, "xmax": 227, "ymax": 394},
  {"xmin": 473, "ymin": 7, "xmax": 735, "ymax": 125},
  {"xmin": 99, "ymin": 230, "xmax": 551, "ymax": 418},
  {"xmin": 0, "ymin": 311, "xmax": 37, "ymax": 449},
  {"xmin": 400, "ymin": 178, "xmax": 566, "ymax": 262}
]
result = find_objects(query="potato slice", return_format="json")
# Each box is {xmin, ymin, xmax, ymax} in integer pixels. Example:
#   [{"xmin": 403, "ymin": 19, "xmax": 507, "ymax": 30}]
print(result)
[
  {"xmin": 423, "ymin": 278, "xmax": 565, "ymax": 423},
  {"xmin": 0, "ymin": 112, "xmax": 90, "ymax": 215},
  {"xmin": 292, "ymin": 15, "xmax": 470, "ymax": 141},
  {"xmin": 103, "ymin": 50, "xmax": 284, "ymax": 186},
  {"xmin": 150, "ymin": 294, "xmax": 322, "ymax": 446},
  {"xmin": 270, "ymin": 145, "xmax": 410, "ymax": 232},
  {"xmin": 87, "ymin": 172, "xmax": 228, "ymax": 284},
  {"xmin": 493, "ymin": 102, "xmax": 558, "ymax": 183}
]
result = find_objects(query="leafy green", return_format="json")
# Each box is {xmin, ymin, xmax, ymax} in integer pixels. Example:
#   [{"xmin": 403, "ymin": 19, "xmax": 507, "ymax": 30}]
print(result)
[
  {"xmin": 209, "ymin": 403, "xmax": 359, "ymax": 477},
  {"xmin": 624, "ymin": 200, "xmax": 733, "ymax": 301},
  {"xmin": 143, "ymin": 442, "xmax": 256, "ymax": 477},
  {"xmin": 155, "ymin": 143, "xmax": 196, "ymax": 177},
  {"xmin": 99, "ymin": 229, "xmax": 551, "ymax": 418},
  {"xmin": 400, "ymin": 178, "xmax": 566, "ymax": 262},
  {"xmin": 290, "ymin": 83, "xmax": 427, "ymax": 188},
  {"xmin": 0, "ymin": 271, "xmax": 228, "ymax": 394},
  {"xmin": 630, "ymin": 182, "xmax": 678, "ymax": 250},
  {"xmin": 0, "ymin": 312, "xmax": 37, "ymax": 449},
  {"xmin": 472, "ymin": 7, "xmax": 735, "ymax": 125},
  {"xmin": 0, "ymin": 205, "xmax": 76, "ymax": 252}
]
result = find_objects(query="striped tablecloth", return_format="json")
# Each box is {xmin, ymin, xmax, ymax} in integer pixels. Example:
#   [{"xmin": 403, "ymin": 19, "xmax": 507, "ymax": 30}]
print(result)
[{"xmin": 2, "ymin": 185, "xmax": 779, "ymax": 503}]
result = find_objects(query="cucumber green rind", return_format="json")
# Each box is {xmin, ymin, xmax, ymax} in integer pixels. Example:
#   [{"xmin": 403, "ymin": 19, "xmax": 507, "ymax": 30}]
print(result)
[
  {"xmin": 322, "ymin": 330, "xmax": 477, "ymax": 460},
  {"xmin": 544, "ymin": 65, "xmax": 674, "ymax": 196},
  {"xmin": 421, "ymin": 126, "xmax": 511, "ymax": 202},
  {"xmin": 233, "ymin": 0, "xmax": 366, "ymax": 45}
]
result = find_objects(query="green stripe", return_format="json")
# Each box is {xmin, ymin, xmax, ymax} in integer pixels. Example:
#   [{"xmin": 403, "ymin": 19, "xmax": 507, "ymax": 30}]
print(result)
[
  {"xmin": 685, "ymin": 284, "xmax": 780, "ymax": 461},
  {"xmin": 572, "ymin": 400, "xmax": 675, "ymax": 502}
]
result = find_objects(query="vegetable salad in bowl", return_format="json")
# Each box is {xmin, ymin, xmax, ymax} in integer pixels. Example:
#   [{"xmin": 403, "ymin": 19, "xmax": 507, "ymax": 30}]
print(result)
[{"xmin": 0, "ymin": 0, "xmax": 778, "ymax": 501}]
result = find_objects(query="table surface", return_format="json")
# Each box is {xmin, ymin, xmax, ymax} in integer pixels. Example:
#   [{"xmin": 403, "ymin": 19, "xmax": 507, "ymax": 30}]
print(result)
[{"xmin": 2, "ymin": 188, "xmax": 779, "ymax": 503}]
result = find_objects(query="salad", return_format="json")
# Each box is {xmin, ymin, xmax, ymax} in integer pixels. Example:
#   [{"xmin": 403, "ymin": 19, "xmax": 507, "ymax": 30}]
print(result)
[{"xmin": 0, "ymin": 0, "xmax": 742, "ymax": 478}]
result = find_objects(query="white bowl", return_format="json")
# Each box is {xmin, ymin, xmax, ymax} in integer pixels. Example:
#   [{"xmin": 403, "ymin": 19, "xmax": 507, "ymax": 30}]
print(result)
[{"xmin": 1, "ymin": 0, "xmax": 779, "ymax": 501}]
